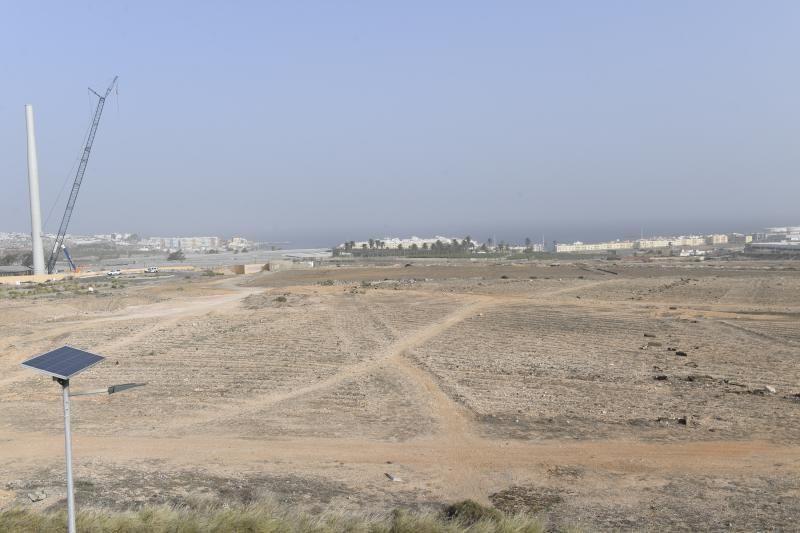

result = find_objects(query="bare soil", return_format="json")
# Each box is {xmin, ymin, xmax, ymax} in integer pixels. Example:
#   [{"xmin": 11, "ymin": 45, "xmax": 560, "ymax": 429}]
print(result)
[{"xmin": 1, "ymin": 258, "xmax": 798, "ymax": 530}]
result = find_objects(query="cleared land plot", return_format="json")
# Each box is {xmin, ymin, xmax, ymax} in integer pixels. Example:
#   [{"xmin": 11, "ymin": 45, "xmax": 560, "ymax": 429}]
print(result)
[{"xmin": 1, "ymin": 258, "xmax": 799, "ymax": 531}]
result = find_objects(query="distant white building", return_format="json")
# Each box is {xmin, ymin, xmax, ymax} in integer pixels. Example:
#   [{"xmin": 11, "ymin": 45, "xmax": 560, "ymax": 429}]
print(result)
[
  {"xmin": 636, "ymin": 238, "xmax": 672, "ymax": 249},
  {"xmin": 680, "ymin": 249, "xmax": 706, "ymax": 257},
  {"xmin": 142, "ymin": 236, "xmax": 221, "ymax": 252},
  {"xmin": 635, "ymin": 235, "xmax": 722, "ymax": 249},
  {"xmin": 556, "ymin": 240, "xmax": 635, "ymax": 253},
  {"xmin": 507, "ymin": 244, "xmax": 544, "ymax": 252},
  {"xmin": 558, "ymin": 233, "xmax": 734, "ymax": 253},
  {"xmin": 673, "ymin": 236, "xmax": 707, "ymax": 247},
  {"xmin": 0, "ymin": 232, "xmax": 31, "ymax": 248},
  {"xmin": 341, "ymin": 236, "xmax": 476, "ymax": 250},
  {"xmin": 765, "ymin": 226, "xmax": 800, "ymax": 242},
  {"xmin": 226, "ymin": 236, "xmax": 251, "ymax": 251}
]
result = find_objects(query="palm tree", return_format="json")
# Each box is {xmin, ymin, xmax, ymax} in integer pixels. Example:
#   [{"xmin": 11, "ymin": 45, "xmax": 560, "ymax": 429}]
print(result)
[
  {"xmin": 422, "ymin": 242, "xmax": 429, "ymax": 250},
  {"xmin": 368, "ymin": 238, "xmax": 375, "ymax": 249}
]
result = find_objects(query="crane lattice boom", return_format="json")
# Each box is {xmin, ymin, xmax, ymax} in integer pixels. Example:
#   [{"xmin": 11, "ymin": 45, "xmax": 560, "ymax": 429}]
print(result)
[{"xmin": 46, "ymin": 76, "xmax": 117, "ymax": 274}]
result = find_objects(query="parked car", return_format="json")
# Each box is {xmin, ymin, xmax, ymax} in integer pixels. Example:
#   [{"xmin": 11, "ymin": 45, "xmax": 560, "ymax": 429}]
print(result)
[
  {"xmin": 106, "ymin": 269, "xmax": 121, "ymax": 277},
  {"xmin": 144, "ymin": 266, "xmax": 160, "ymax": 273}
]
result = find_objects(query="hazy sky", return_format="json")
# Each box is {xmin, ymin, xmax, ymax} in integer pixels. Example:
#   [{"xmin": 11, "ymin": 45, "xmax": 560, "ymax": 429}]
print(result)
[{"xmin": 1, "ymin": 1, "xmax": 798, "ymax": 246}]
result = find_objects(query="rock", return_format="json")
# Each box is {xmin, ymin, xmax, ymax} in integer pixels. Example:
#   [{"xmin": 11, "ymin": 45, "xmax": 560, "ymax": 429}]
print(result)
[
  {"xmin": 765, "ymin": 385, "xmax": 777, "ymax": 394},
  {"xmin": 27, "ymin": 490, "xmax": 46, "ymax": 502},
  {"xmin": 675, "ymin": 351, "xmax": 687, "ymax": 356},
  {"xmin": 677, "ymin": 416, "xmax": 688, "ymax": 425},
  {"xmin": 644, "ymin": 333, "xmax": 656, "ymax": 338},
  {"xmin": 384, "ymin": 473, "xmax": 402, "ymax": 482},
  {"xmin": 686, "ymin": 374, "xmax": 714, "ymax": 382},
  {"xmin": 654, "ymin": 375, "xmax": 668, "ymax": 381}
]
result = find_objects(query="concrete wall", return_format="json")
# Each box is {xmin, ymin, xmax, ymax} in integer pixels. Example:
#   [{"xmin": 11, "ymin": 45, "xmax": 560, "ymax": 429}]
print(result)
[
  {"xmin": 244, "ymin": 264, "xmax": 267, "ymax": 274},
  {"xmin": 265, "ymin": 260, "xmax": 316, "ymax": 271},
  {"xmin": 0, "ymin": 265, "xmax": 195, "ymax": 285}
]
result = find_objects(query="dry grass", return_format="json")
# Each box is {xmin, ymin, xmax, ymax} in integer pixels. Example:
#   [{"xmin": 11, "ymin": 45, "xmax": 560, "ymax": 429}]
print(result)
[{"xmin": 0, "ymin": 499, "xmax": 547, "ymax": 533}]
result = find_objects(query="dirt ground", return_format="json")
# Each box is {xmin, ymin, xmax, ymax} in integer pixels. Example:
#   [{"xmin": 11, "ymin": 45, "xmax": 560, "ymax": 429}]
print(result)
[{"xmin": 1, "ymin": 258, "xmax": 799, "ymax": 530}]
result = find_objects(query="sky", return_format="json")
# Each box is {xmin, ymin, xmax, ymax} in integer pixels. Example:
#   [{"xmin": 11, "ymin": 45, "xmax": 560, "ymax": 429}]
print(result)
[{"xmin": 1, "ymin": 1, "xmax": 798, "ymax": 246}]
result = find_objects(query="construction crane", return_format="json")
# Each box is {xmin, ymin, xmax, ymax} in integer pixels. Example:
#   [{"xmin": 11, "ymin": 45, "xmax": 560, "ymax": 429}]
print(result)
[
  {"xmin": 46, "ymin": 76, "xmax": 118, "ymax": 274},
  {"xmin": 61, "ymin": 245, "xmax": 78, "ymax": 272}
]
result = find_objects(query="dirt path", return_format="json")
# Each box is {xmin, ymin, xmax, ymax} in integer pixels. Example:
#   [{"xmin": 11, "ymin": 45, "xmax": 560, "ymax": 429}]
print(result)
[
  {"xmin": 0, "ymin": 281, "xmax": 260, "ymax": 389},
  {"xmin": 391, "ymin": 354, "xmax": 486, "ymax": 499},
  {"xmin": 718, "ymin": 319, "xmax": 800, "ymax": 348},
  {"xmin": 1, "ymin": 429, "xmax": 795, "ymax": 478},
  {"xmin": 168, "ymin": 296, "xmax": 494, "ymax": 432}
]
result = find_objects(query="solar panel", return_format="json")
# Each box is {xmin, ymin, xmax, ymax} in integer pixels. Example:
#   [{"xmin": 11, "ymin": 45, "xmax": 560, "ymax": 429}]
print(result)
[{"xmin": 20, "ymin": 346, "xmax": 105, "ymax": 380}]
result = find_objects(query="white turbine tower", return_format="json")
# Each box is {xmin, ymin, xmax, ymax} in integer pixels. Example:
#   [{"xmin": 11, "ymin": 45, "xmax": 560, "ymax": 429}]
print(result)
[{"xmin": 25, "ymin": 104, "xmax": 46, "ymax": 276}]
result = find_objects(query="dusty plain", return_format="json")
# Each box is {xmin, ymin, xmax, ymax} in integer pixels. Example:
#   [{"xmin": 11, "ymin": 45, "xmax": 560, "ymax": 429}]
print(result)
[{"xmin": 1, "ymin": 258, "xmax": 799, "ymax": 530}]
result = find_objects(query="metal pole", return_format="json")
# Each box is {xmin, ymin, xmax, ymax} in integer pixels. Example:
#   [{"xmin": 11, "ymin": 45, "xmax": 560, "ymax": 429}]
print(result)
[
  {"xmin": 25, "ymin": 105, "xmax": 46, "ymax": 276},
  {"xmin": 61, "ymin": 379, "xmax": 76, "ymax": 533}
]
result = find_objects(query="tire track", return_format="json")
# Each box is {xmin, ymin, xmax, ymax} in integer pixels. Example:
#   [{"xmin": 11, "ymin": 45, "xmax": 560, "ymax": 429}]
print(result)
[{"xmin": 170, "ymin": 297, "xmax": 494, "ymax": 432}]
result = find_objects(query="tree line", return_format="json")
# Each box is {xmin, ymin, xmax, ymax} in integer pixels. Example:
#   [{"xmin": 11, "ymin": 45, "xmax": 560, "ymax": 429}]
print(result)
[{"xmin": 336, "ymin": 236, "xmax": 543, "ymax": 257}]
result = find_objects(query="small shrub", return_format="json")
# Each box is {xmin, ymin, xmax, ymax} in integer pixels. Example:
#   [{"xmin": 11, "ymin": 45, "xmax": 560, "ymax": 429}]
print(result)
[
  {"xmin": 442, "ymin": 499, "xmax": 502, "ymax": 525},
  {"xmin": 319, "ymin": 279, "xmax": 334, "ymax": 286},
  {"xmin": 273, "ymin": 296, "xmax": 287, "ymax": 303}
]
